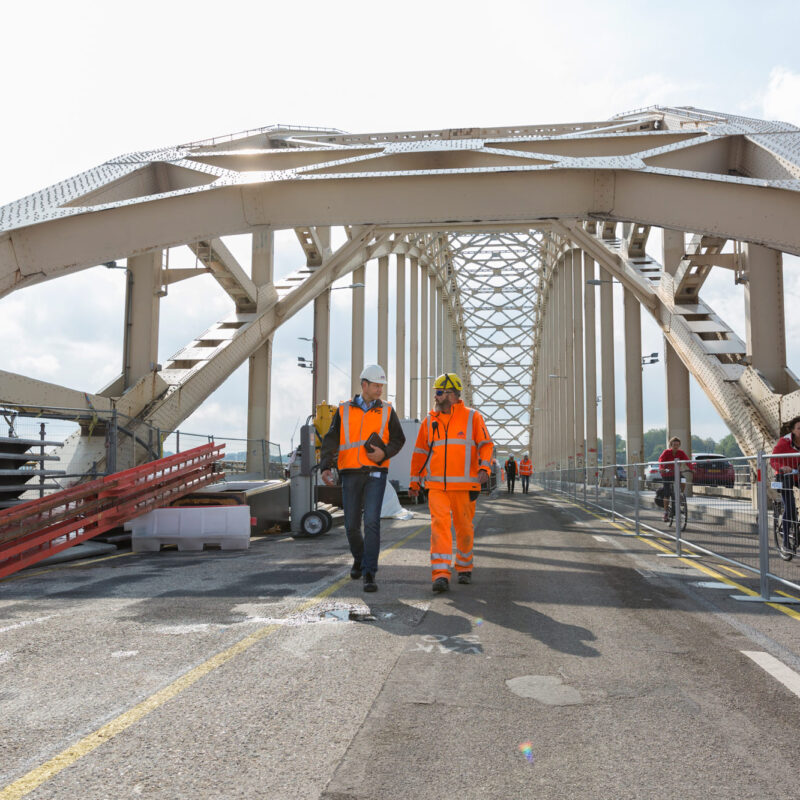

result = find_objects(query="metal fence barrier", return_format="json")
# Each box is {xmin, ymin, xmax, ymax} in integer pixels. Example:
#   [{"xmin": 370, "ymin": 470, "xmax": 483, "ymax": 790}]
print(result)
[{"xmin": 533, "ymin": 453, "xmax": 800, "ymax": 605}]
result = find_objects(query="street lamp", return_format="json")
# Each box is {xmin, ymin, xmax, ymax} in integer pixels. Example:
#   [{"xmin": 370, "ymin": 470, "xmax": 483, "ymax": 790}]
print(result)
[{"xmin": 641, "ymin": 352, "xmax": 659, "ymax": 367}]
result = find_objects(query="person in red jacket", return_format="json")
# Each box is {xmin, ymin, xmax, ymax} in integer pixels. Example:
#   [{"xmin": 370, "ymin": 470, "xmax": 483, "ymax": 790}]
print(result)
[
  {"xmin": 409, "ymin": 373, "xmax": 493, "ymax": 593},
  {"xmin": 657, "ymin": 436, "xmax": 691, "ymax": 522},
  {"xmin": 772, "ymin": 416, "xmax": 800, "ymax": 551}
]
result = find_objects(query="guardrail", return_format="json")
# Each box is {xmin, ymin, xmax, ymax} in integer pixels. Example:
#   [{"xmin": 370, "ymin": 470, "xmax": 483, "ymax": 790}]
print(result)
[{"xmin": 532, "ymin": 453, "xmax": 800, "ymax": 606}]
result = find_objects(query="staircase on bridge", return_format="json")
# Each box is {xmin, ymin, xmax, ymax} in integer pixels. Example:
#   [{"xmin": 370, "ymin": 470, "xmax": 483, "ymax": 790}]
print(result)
[{"xmin": 0, "ymin": 435, "xmax": 66, "ymax": 509}]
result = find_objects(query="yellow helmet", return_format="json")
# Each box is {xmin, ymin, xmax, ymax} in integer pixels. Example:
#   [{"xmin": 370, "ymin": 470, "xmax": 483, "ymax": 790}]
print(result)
[{"xmin": 434, "ymin": 373, "xmax": 463, "ymax": 392}]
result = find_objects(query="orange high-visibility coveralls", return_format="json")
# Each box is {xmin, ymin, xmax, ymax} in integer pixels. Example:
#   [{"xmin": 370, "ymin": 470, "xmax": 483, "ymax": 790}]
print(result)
[{"xmin": 410, "ymin": 400, "xmax": 493, "ymax": 582}]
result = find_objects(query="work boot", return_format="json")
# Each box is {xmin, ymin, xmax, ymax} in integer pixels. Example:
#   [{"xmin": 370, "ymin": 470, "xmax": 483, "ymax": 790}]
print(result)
[
  {"xmin": 363, "ymin": 572, "xmax": 377, "ymax": 592},
  {"xmin": 662, "ymin": 511, "xmax": 669, "ymax": 522},
  {"xmin": 350, "ymin": 559, "xmax": 363, "ymax": 580},
  {"xmin": 432, "ymin": 577, "xmax": 449, "ymax": 593},
  {"xmin": 457, "ymin": 571, "xmax": 472, "ymax": 585}
]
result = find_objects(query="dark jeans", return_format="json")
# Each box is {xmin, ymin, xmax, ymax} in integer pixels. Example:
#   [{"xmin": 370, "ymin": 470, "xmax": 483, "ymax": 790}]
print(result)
[
  {"xmin": 779, "ymin": 473, "xmax": 798, "ymax": 547},
  {"xmin": 341, "ymin": 471, "xmax": 387, "ymax": 575},
  {"xmin": 521, "ymin": 476, "xmax": 529, "ymax": 493},
  {"xmin": 507, "ymin": 476, "xmax": 516, "ymax": 493}
]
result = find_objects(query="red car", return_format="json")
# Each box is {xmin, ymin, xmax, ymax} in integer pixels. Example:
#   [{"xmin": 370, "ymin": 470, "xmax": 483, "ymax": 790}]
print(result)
[{"xmin": 690, "ymin": 453, "xmax": 736, "ymax": 488}]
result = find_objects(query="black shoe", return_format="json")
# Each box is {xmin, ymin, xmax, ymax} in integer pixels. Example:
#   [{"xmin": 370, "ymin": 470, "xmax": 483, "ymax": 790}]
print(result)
[
  {"xmin": 363, "ymin": 572, "xmax": 377, "ymax": 592},
  {"xmin": 432, "ymin": 577, "xmax": 449, "ymax": 593},
  {"xmin": 350, "ymin": 560, "xmax": 363, "ymax": 580},
  {"xmin": 457, "ymin": 572, "xmax": 472, "ymax": 585}
]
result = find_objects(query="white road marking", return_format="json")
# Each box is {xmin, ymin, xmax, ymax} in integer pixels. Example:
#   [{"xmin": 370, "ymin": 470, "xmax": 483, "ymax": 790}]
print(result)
[
  {"xmin": 741, "ymin": 650, "xmax": 800, "ymax": 698},
  {"xmin": 592, "ymin": 535, "xmax": 608, "ymax": 542},
  {"xmin": 0, "ymin": 614, "xmax": 57, "ymax": 634},
  {"xmin": 111, "ymin": 650, "xmax": 139, "ymax": 658}
]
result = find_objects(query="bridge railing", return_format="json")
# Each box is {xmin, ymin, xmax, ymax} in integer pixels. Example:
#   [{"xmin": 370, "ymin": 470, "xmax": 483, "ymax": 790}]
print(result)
[{"xmin": 532, "ymin": 453, "xmax": 800, "ymax": 606}]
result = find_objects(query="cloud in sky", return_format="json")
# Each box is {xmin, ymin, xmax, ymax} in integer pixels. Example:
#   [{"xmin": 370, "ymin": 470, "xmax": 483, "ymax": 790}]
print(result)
[{"xmin": 762, "ymin": 67, "xmax": 800, "ymax": 125}]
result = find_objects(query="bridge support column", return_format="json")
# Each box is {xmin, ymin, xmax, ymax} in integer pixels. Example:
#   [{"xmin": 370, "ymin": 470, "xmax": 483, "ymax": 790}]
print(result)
[
  {"xmin": 664, "ymin": 340, "xmax": 691, "ymax": 449},
  {"xmin": 429, "ymin": 271, "xmax": 436, "ymax": 381},
  {"xmin": 377, "ymin": 255, "xmax": 389, "ymax": 370},
  {"xmin": 126, "ymin": 251, "xmax": 162, "ymax": 387},
  {"xmin": 744, "ymin": 243, "xmax": 789, "ymax": 393},
  {"xmin": 556, "ymin": 265, "xmax": 567, "ymax": 469},
  {"xmin": 624, "ymin": 288, "xmax": 644, "ymax": 477},
  {"xmin": 435, "ymin": 282, "xmax": 443, "ymax": 376},
  {"xmin": 247, "ymin": 228, "xmax": 273, "ymax": 473},
  {"xmin": 564, "ymin": 256, "xmax": 576, "ymax": 474},
  {"xmin": 584, "ymin": 254, "xmax": 598, "ymax": 478},
  {"xmin": 572, "ymin": 250, "xmax": 585, "ymax": 471},
  {"xmin": 351, "ymin": 264, "xmax": 365, "ymax": 395},
  {"xmin": 395, "ymin": 254, "xmax": 406, "ymax": 417},
  {"xmin": 662, "ymin": 229, "xmax": 684, "ymax": 276},
  {"xmin": 600, "ymin": 266, "xmax": 616, "ymax": 480},
  {"xmin": 314, "ymin": 290, "xmax": 330, "ymax": 408},
  {"xmin": 420, "ymin": 265, "xmax": 429, "ymax": 409},
  {"xmin": 409, "ymin": 257, "xmax": 419, "ymax": 420}
]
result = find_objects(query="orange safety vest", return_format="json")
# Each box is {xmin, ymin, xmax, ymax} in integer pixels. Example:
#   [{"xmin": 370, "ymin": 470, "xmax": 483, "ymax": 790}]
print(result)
[
  {"xmin": 519, "ymin": 458, "xmax": 533, "ymax": 476},
  {"xmin": 410, "ymin": 401, "xmax": 493, "ymax": 491},
  {"xmin": 337, "ymin": 401, "xmax": 392, "ymax": 471}
]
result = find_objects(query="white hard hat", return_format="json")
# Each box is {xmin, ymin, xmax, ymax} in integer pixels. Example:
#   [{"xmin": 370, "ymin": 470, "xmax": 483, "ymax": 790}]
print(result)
[{"xmin": 360, "ymin": 364, "xmax": 387, "ymax": 384}]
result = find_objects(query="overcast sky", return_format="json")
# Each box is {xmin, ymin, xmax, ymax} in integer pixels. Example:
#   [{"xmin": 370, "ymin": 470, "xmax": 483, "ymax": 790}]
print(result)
[{"xmin": 2, "ymin": 0, "xmax": 800, "ymax": 455}]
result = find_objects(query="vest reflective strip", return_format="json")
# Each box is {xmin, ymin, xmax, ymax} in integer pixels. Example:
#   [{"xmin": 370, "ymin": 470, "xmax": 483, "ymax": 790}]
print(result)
[
  {"xmin": 341, "ymin": 403, "xmax": 351, "ymax": 446},
  {"xmin": 426, "ymin": 476, "xmax": 476, "ymax": 484},
  {"xmin": 463, "ymin": 410, "xmax": 475, "ymax": 479}
]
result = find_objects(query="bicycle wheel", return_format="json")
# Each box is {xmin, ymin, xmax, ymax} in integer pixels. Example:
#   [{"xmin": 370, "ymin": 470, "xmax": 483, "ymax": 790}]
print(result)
[
  {"xmin": 679, "ymin": 494, "xmax": 688, "ymax": 531},
  {"xmin": 772, "ymin": 501, "xmax": 794, "ymax": 561}
]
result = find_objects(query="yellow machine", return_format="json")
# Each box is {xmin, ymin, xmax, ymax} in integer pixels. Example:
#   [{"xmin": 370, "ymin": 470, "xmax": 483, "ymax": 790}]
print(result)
[{"xmin": 313, "ymin": 403, "xmax": 337, "ymax": 461}]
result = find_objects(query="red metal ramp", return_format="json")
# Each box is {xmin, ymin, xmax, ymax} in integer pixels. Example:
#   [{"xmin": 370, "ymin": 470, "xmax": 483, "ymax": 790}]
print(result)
[{"xmin": 0, "ymin": 443, "xmax": 225, "ymax": 579}]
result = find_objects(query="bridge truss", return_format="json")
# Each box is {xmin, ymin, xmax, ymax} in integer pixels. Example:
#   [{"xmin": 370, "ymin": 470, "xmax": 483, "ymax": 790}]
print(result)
[{"xmin": 2, "ymin": 106, "xmax": 800, "ymax": 475}]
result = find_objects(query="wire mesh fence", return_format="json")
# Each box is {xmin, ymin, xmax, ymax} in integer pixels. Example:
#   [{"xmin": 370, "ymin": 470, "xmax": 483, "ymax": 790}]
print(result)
[{"xmin": 534, "ymin": 452, "xmax": 800, "ymax": 603}]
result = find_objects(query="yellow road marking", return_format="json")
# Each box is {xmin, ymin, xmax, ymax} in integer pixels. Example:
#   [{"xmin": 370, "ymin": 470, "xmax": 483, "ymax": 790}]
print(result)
[
  {"xmin": 558, "ymin": 497, "xmax": 800, "ymax": 622},
  {"xmin": 0, "ymin": 522, "xmax": 428, "ymax": 799},
  {"xmin": 717, "ymin": 563, "xmax": 747, "ymax": 578}
]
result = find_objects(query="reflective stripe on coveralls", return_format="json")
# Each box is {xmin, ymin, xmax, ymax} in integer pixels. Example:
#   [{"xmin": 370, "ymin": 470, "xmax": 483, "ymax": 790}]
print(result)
[{"xmin": 337, "ymin": 402, "xmax": 391, "ymax": 469}]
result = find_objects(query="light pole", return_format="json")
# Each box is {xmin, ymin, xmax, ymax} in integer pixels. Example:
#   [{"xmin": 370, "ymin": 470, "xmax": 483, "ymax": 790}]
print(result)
[{"xmin": 642, "ymin": 352, "xmax": 659, "ymax": 368}]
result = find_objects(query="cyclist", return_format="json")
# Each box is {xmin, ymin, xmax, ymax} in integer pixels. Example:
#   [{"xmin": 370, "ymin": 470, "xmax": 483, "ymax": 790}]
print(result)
[
  {"xmin": 772, "ymin": 416, "xmax": 800, "ymax": 551},
  {"xmin": 657, "ymin": 436, "xmax": 690, "ymax": 523}
]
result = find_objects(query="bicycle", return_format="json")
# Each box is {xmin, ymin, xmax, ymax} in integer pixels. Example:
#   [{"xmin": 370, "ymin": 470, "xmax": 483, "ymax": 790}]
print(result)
[
  {"xmin": 771, "ymin": 473, "xmax": 800, "ymax": 561},
  {"xmin": 663, "ymin": 478, "xmax": 688, "ymax": 532}
]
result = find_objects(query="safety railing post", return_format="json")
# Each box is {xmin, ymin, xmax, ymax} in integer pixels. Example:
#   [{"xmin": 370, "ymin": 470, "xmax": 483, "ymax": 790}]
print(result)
[
  {"xmin": 611, "ymin": 468, "xmax": 616, "ymax": 521},
  {"xmin": 176, "ymin": 430, "xmax": 181, "ymax": 453},
  {"xmin": 633, "ymin": 462, "xmax": 640, "ymax": 535},
  {"xmin": 107, "ymin": 409, "xmax": 118, "ymax": 474},
  {"xmin": 261, "ymin": 439, "xmax": 268, "ymax": 479},
  {"xmin": 583, "ymin": 466, "xmax": 587, "ymax": 505},
  {"xmin": 756, "ymin": 451, "xmax": 771, "ymax": 600}
]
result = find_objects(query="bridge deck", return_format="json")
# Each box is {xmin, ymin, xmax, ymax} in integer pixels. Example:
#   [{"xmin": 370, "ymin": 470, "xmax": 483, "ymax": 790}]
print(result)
[{"xmin": 2, "ymin": 489, "xmax": 800, "ymax": 798}]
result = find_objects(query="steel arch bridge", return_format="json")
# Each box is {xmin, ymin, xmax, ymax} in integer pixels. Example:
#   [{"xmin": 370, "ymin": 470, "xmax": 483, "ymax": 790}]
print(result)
[{"xmin": 2, "ymin": 106, "xmax": 800, "ymax": 473}]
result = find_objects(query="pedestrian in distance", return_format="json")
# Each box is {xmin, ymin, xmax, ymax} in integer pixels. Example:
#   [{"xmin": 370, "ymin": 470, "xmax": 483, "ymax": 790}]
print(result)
[
  {"xmin": 409, "ymin": 373, "xmax": 494, "ymax": 593},
  {"xmin": 320, "ymin": 364, "xmax": 406, "ymax": 592},
  {"xmin": 519, "ymin": 453, "xmax": 533, "ymax": 494},
  {"xmin": 504, "ymin": 454, "xmax": 517, "ymax": 493}
]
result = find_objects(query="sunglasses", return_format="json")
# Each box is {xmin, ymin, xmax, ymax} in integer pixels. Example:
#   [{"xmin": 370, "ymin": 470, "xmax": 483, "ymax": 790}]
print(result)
[{"xmin": 435, "ymin": 389, "xmax": 455, "ymax": 396}]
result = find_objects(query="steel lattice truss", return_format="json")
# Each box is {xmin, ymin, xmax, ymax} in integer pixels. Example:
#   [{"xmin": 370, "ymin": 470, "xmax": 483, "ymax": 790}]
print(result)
[{"xmin": 447, "ymin": 231, "xmax": 546, "ymax": 455}]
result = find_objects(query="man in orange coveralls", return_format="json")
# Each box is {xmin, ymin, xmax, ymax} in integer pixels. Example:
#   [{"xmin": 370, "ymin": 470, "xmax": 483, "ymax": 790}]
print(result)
[{"xmin": 409, "ymin": 373, "xmax": 494, "ymax": 593}]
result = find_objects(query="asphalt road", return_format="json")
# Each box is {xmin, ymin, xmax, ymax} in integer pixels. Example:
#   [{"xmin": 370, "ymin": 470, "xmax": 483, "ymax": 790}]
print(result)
[{"xmin": 2, "ymin": 487, "xmax": 800, "ymax": 799}]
